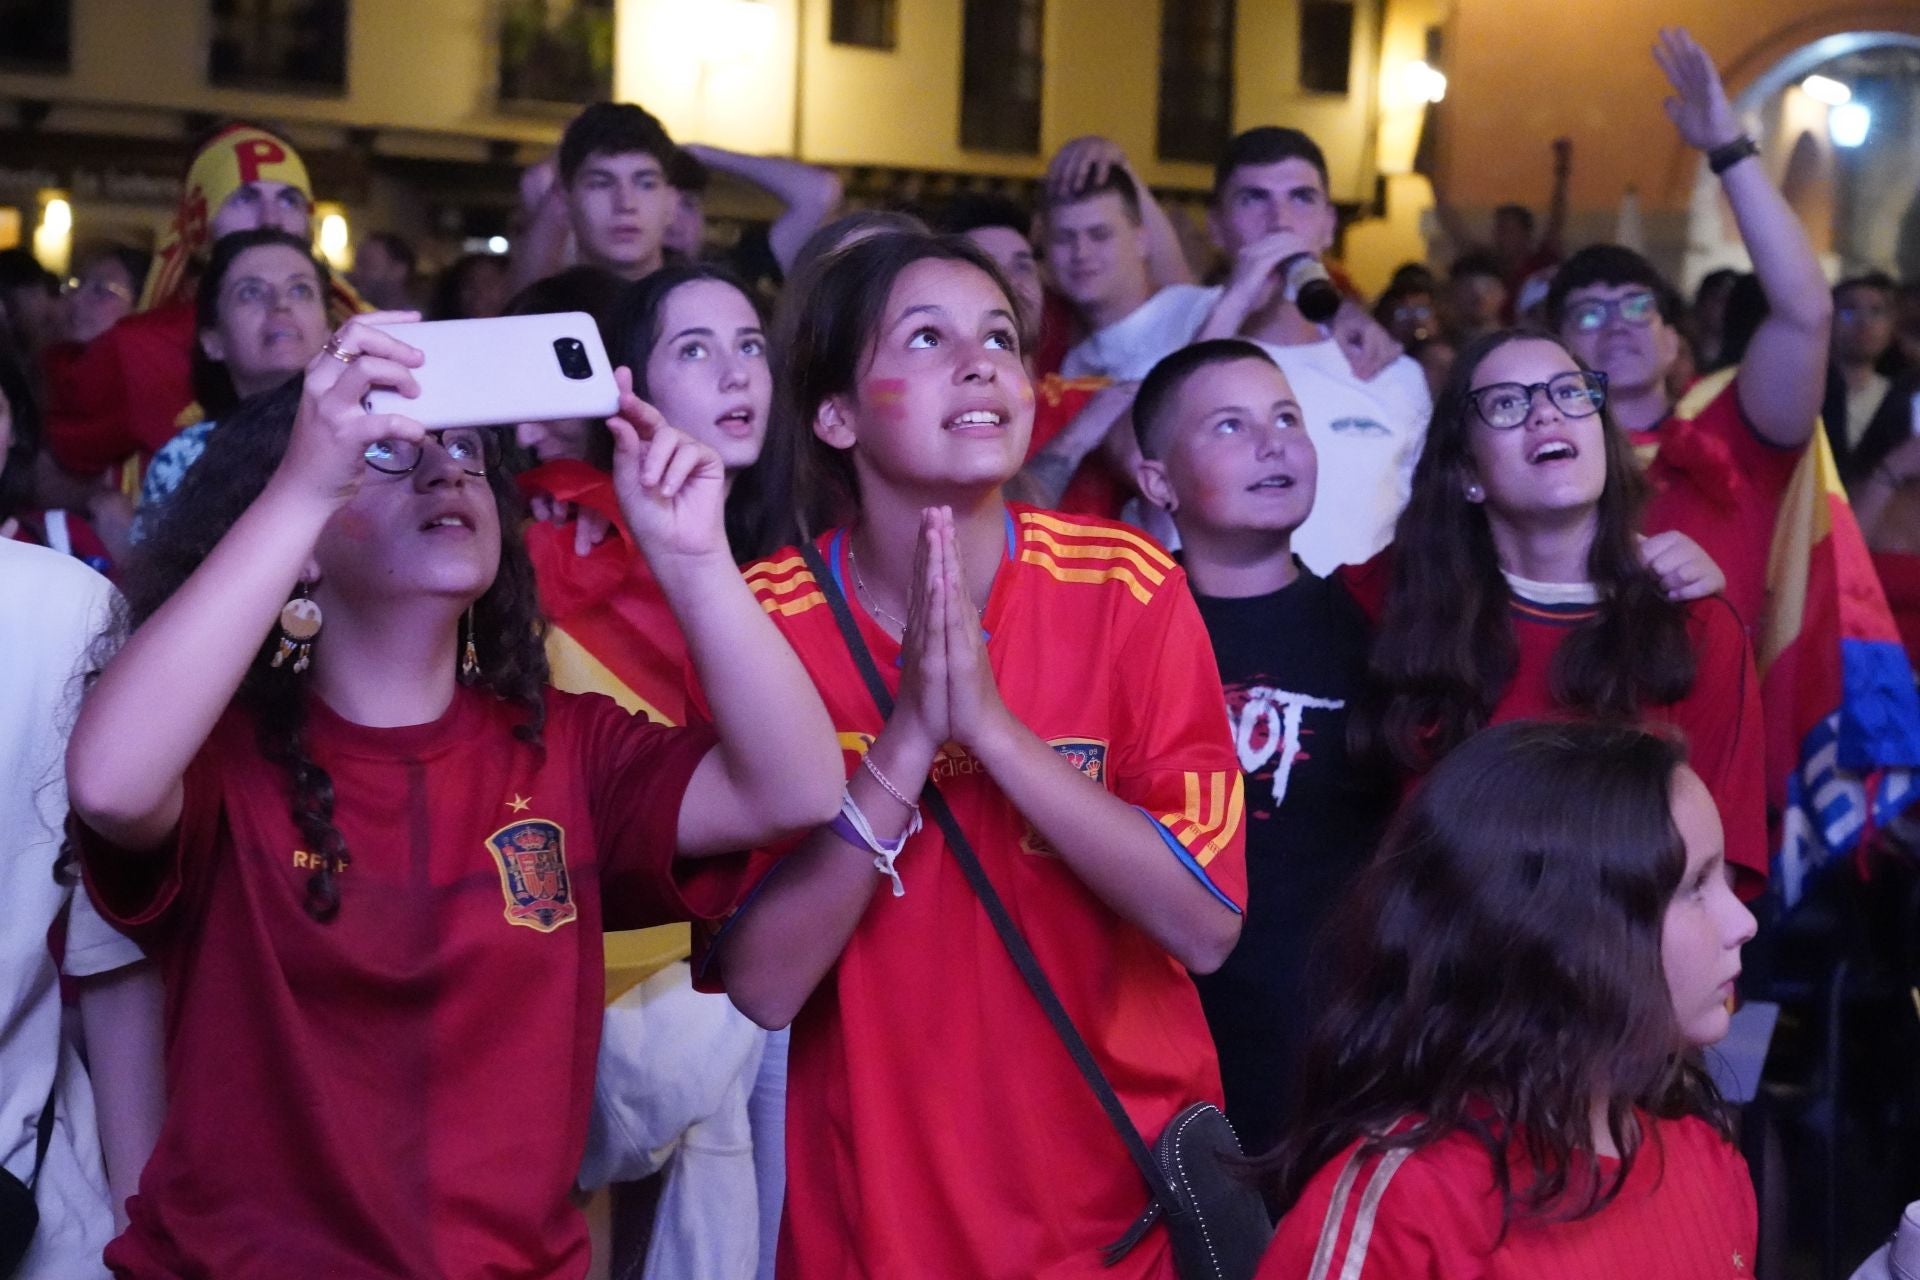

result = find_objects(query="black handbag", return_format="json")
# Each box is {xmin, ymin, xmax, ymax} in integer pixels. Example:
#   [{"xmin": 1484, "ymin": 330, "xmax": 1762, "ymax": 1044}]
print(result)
[
  {"xmin": 798, "ymin": 542, "xmax": 1272, "ymax": 1279},
  {"xmin": 0, "ymin": 1090, "xmax": 58, "ymax": 1279}
]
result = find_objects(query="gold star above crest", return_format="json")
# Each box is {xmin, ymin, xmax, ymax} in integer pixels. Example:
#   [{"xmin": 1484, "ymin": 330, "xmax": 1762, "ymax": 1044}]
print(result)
[{"xmin": 507, "ymin": 794, "xmax": 532, "ymax": 813}]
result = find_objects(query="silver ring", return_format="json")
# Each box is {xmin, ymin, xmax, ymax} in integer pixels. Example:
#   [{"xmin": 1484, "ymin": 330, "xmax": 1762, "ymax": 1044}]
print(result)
[{"xmin": 321, "ymin": 338, "xmax": 360, "ymax": 364}]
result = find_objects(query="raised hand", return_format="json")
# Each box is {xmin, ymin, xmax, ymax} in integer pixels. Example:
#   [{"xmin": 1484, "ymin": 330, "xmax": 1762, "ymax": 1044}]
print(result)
[
  {"xmin": 936, "ymin": 508, "xmax": 1012, "ymax": 750},
  {"xmin": 1638, "ymin": 529, "xmax": 1727, "ymax": 602},
  {"xmin": 1654, "ymin": 28, "xmax": 1742, "ymax": 151},
  {"xmin": 606, "ymin": 367, "xmax": 729, "ymax": 562},
  {"xmin": 1224, "ymin": 230, "xmax": 1315, "ymax": 304},
  {"xmin": 1330, "ymin": 298, "xmax": 1404, "ymax": 381},
  {"xmin": 274, "ymin": 311, "xmax": 425, "ymax": 508},
  {"xmin": 1046, "ymin": 135, "xmax": 1131, "ymax": 202},
  {"xmin": 519, "ymin": 157, "xmax": 560, "ymax": 215},
  {"xmin": 891, "ymin": 508, "xmax": 952, "ymax": 751}
]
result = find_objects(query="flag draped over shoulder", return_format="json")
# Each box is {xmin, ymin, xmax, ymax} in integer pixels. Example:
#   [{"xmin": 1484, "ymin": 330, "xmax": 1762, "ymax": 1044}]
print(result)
[
  {"xmin": 520, "ymin": 458, "xmax": 697, "ymax": 996},
  {"xmin": 1720, "ymin": 383, "xmax": 1920, "ymax": 905},
  {"xmin": 519, "ymin": 459, "xmax": 693, "ymax": 731}
]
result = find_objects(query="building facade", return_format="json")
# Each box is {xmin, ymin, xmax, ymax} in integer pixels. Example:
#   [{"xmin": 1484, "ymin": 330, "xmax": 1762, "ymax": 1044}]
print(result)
[{"xmin": 1, "ymin": 0, "xmax": 1456, "ymax": 288}]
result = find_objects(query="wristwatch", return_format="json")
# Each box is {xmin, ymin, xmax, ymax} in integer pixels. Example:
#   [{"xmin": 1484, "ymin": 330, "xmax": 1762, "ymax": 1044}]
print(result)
[{"xmin": 1707, "ymin": 135, "xmax": 1760, "ymax": 176}]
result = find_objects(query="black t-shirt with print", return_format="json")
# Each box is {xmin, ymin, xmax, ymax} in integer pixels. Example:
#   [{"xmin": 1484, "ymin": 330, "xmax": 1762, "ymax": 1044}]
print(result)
[{"xmin": 1191, "ymin": 567, "xmax": 1393, "ymax": 1160}]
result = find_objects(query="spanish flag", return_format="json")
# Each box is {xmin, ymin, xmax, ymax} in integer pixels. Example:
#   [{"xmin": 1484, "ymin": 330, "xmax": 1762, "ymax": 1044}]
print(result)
[
  {"xmin": 520, "ymin": 458, "xmax": 698, "ymax": 996},
  {"xmin": 520, "ymin": 458, "xmax": 692, "ymax": 730},
  {"xmin": 1719, "ymin": 377, "xmax": 1920, "ymax": 905}
]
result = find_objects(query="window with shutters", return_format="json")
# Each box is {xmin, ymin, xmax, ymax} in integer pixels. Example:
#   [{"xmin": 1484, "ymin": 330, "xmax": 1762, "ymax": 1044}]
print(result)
[{"xmin": 960, "ymin": 0, "xmax": 1045, "ymax": 155}]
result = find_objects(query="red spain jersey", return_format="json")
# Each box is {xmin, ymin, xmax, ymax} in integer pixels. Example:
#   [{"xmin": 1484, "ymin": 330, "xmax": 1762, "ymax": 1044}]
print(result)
[
  {"xmin": 1028, "ymin": 372, "xmax": 1133, "ymax": 518},
  {"xmin": 1632, "ymin": 371, "xmax": 1803, "ymax": 636},
  {"xmin": 1262, "ymin": 1114, "xmax": 1756, "ymax": 1279},
  {"xmin": 726, "ymin": 505, "xmax": 1246, "ymax": 1279},
  {"xmin": 1497, "ymin": 593, "xmax": 1769, "ymax": 892},
  {"xmin": 77, "ymin": 687, "xmax": 743, "ymax": 1279},
  {"xmin": 1339, "ymin": 561, "xmax": 1769, "ymax": 892},
  {"xmin": 522, "ymin": 459, "xmax": 691, "ymax": 727}
]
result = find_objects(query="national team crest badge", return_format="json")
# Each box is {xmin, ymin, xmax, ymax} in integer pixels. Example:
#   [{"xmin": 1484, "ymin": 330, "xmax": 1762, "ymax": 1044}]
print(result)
[
  {"xmin": 487, "ymin": 819, "xmax": 578, "ymax": 932},
  {"xmin": 1048, "ymin": 737, "xmax": 1109, "ymax": 785},
  {"xmin": 1021, "ymin": 738, "xmax": 1111, "ymax": 856}
]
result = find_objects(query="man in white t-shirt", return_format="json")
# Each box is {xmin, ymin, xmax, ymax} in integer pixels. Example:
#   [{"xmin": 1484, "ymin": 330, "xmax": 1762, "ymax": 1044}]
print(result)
[
  {"xmin": 1044, "ymin": 167, "xmax": 1160, "ymax": 367},
  {"xmin": 1063, "ymin": 128, "xmax": 1431, "ymax": 573},
  {"xmin": 1, "ymin": 538, "xmax": 116, "ymax": 1278}
]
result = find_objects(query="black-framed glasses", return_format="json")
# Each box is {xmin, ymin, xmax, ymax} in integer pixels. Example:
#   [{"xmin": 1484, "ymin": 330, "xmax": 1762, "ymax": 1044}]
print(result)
[
  {"xmin": 1564, "ymin": 291, "xmax": 1661, "ymax": 333},
  {"xmin": 363, "ymin": 427, "xmax": 496, "ymax": 477},
  {"xmin": 1465, "ymin": 370, "xmax": 1608, "ymax": 430}
]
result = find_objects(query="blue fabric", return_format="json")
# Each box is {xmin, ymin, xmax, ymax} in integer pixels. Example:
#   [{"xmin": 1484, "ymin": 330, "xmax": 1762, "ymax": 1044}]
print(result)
[{"xmin": 1140, "ymin": 808, "xmax": 1242, "ymax": 913}]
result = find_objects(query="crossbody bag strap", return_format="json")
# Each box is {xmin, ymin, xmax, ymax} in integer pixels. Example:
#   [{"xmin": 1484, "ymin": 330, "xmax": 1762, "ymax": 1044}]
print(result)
[{"xmin": 797, "ymin": 541, "xmax": 1178, "ymax": 1219}]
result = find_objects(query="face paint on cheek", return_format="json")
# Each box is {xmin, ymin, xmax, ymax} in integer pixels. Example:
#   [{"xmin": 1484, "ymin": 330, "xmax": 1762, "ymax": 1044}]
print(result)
[
  {"xmin": 327, "ymin": 509, "xmax": 377, "ymax": 543},
  {"xmin": 862, "ymin": 377, "xmax": 911, "ymax": 425}
]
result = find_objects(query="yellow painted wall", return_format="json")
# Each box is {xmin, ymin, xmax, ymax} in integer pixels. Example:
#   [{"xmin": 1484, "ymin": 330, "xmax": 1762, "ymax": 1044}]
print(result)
[
  {"xmin": 0, "ymin": 0, "xmax": 564, "ymax": 149},
  {"xmin": 1438, "ymin": 0, "xmax": 1920, "ymax": 217},
  {"xmin": 784, "ymin": 0, "xmax": 1388, "ymax": 199},
  {"xmin": 5, "ymin": 0, "xmax": 1398, "ymax": 195},
  {"xmin": 616, "ymin": 0, "xmax": 799, "ymax": 154}
]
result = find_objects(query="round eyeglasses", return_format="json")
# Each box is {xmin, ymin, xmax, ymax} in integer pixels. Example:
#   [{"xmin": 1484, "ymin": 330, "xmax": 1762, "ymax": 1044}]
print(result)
[
  {"xmin": 362, "ymin": 427, "xmax": 495, "ymax": 477},
  {"xmin": 1464, "ymin": 370, "xmax": 1608, "ymax": 430},
  {"xmin": 1564, "ymin": 291, "xmax": 1660, "ymax": 333}
]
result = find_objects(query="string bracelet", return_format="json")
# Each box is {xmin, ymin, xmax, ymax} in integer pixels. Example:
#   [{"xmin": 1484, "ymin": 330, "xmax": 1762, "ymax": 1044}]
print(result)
[{"xmin": 829, "ymin": 789, "xmax": 920, "ymax": 898}]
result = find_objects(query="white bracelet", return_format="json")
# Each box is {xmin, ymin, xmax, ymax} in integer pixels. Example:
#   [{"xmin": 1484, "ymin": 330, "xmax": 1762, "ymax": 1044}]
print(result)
[
  {"xmin": 861, "ymin": 752, "xmax": 916, "ymax": 810},
  {"xmin": 832, "ymin": 789, "xmax": 920, "ymax": 898}
]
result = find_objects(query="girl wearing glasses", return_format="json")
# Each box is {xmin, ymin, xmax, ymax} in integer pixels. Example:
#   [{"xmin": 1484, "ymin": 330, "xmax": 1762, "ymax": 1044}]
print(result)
[
  {"xmin": 1348, "ymin": 329, "xmax": 1768, "ymax": 892},
  {"xmin": 61, "ymin": 312, "xmax": 840, "ymax": 1277}
]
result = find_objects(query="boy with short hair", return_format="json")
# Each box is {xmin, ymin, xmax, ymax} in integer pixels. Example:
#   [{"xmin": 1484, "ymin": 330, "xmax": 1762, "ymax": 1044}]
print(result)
[
  {"xmin": 1132, "ymin": 337, "xmax": 1392, "ymax": 1158},
  {"xmin": 560, "ymin": 103, "xmax": 678, "ymax": 282},
  {"xmin": 514, "ymin": 103, "xmax": 679, "ymax": 293}
]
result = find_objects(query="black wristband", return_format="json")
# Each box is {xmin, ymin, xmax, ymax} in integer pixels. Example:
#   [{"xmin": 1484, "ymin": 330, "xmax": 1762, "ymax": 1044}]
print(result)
[{"xmin": 1707, "ymin": 135, "xmax": 1760, "ymax": 176}]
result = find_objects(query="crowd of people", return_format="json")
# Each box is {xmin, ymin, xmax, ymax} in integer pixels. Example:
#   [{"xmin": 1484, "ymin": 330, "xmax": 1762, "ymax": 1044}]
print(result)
[{"xmin": 4, "ymin": 22, "xmax": 1918, "ymax": 1280}]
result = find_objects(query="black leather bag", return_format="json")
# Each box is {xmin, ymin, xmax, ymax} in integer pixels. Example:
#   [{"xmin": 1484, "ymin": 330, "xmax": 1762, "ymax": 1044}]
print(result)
[
  {"xmin": 798, "ymin": 542, "xmax": 1272, "ymax": 1279},
  {"xmin": 0, "ymin": 1091, "xmax": 57, "ymax": 1278}
]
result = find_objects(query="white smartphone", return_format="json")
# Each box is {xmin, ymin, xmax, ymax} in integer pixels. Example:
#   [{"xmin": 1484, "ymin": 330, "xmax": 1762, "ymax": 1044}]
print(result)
[{"xmin": 361, "ymin": 312, "xmax": 620, "ymax": 428}]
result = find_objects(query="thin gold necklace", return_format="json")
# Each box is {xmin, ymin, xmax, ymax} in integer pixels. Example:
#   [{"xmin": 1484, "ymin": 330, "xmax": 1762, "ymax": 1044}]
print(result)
[
  {"xmin": 846, "ymin": 534, "xmax": 986, "ymax": 631},
  {"xmin": 847, "ymin": 538, "xmax": 908, "ymax": 631}
]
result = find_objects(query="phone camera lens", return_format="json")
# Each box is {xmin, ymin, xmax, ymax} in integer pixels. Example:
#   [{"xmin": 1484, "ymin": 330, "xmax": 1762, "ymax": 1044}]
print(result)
[{"xmin": 553, "ymin": 337, "xmax": 593, "ymax": 381}]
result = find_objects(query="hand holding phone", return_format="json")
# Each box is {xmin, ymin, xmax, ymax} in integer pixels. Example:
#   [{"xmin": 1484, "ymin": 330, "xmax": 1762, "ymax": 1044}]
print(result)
[{"xmin": 361, "ymin": 312, "xmax": 619, "ymax": 429}]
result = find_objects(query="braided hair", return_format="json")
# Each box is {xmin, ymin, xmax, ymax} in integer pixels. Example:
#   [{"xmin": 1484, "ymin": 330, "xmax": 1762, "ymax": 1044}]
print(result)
[{"xmin": 102, "ymin": 378, "xmax": 549, "ymax": 918}]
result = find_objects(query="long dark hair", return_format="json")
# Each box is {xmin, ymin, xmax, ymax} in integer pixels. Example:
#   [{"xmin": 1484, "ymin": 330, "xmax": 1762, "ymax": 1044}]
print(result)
[
  {"xmin": 191, "ymin": 228, "xmax": 330, "ymax": 419},
  {"xmin": 109, "ymin": 379, "xmax": 549, "ymax": 919},
  {"xmin": 608, "ymin": 262, "xmax": 784, "ymax": 560},
  {"xmin": 1353, "ymin": 329, "xmax": 1695, "ymax": 770},
  {"xmin": 777, "ymin": 229, "xmax": 1027, "ymax": 541},
  {"xmin": 0, "ymin": 345, "xmax": 40, "ymax": 522},
  {"xmin": 503, "ymin": 264, "xmax": 628, "ymax": 472},
  {"xmin": 1261, "ymin": 719, "xmax": 1734, "ymax": 1226}
]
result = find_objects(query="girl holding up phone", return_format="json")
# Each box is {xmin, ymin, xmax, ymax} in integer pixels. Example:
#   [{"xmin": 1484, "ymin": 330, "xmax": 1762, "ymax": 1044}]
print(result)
[
  {"xmin": 1257, "ymin": 720, "xmax": 1758, "ymax": 1277},
  {"xmin": 62, "ymin": 312, "xmax": 839, "ymax": 1278},
  {"xmin": 707, "ymin": 230, "xmax": 1247, "ymax": 1278}
]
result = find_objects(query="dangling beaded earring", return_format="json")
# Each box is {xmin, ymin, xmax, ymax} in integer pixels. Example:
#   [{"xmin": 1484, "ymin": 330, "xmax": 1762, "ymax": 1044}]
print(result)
[
  {"xmin": 461, "ymin": 604, "xmax": 480, "ymax": 683},
  {"xmin": 271, "ymin": 585, "xmax": 323, "ymax": 673}
]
